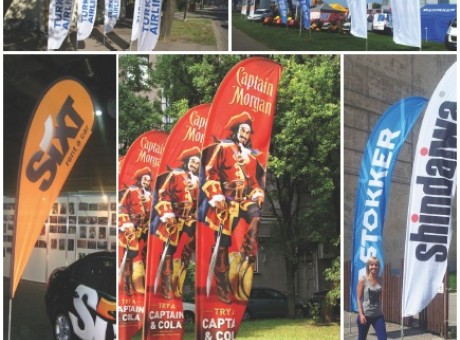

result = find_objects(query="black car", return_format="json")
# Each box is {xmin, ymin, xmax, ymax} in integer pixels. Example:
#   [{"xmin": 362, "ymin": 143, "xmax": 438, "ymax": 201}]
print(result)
[
  {"xmin": 45, "ymin": 251, "xmax": 116, "ymax": 340},
  {"xmin": 243, "ymin": 287, "xmax": 308, "ymax": 320}
]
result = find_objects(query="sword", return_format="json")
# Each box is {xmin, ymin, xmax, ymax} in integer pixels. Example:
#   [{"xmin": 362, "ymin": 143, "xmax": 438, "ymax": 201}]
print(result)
[
  {"xmin": 206, "ymin": 210, "xmax": 226, "ymax": 297},
  {"xmin": 118, "ymin": 244, "xmax": 129, "ymax": 284},
  {"xmin": 154, "ymin": 236, "xmax": 170, "ymax": 295}
]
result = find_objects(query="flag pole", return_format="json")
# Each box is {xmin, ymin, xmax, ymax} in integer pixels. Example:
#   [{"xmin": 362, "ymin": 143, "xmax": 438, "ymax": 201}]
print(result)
[{"xmin": 8, "ymin": 298, "xmax": 13, "ymax": 340}]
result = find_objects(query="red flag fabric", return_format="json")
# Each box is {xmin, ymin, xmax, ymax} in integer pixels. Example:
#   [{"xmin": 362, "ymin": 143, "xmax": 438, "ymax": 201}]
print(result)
[
  {"xmin": 118, "ymin": 130, "xmax": 168, "ymax": 339},
  {"xmin": 143, "ymin": 104, "xmax": 210, "ymax": 339},
  {"xmin": 196, "ymin": 57, "xmax": 282, "ymax": 339},
  {"xmin": 12, "ymin": 78, "xmax": 95, "ymax": 297}
]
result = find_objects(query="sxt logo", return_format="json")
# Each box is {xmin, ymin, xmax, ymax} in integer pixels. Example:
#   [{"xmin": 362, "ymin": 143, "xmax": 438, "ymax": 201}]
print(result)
[{"xmin": 26, "ymin": 96, "xmax": 83, "ymax": 191}]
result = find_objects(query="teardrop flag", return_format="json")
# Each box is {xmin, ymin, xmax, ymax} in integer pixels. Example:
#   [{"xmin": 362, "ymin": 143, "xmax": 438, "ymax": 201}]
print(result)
[
  {"xmin": 118, "ymin": 130, "xmax": 168, "ymax": 339},
  {"xmin": 12, "ymin": 78, "xmax": 95, "ymax": 298},
  {"xmin": 144, "ymin": 104, "xmax": 210, "ymax": 339},
  {"xmin": 196, "ymin": 57, "xmax": 282, "ymax": 339}
]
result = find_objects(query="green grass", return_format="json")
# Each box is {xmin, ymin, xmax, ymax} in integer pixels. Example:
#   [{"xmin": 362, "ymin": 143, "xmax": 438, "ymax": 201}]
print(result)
[
  {"xmin": 171, "ymin": 18, "xmax": 216, "ymax": 45},
  {"xmin": 233, "ymin": 14, "xmax": 447, "ymax": 51},
  {"xmin": 184, "ymin": 318, "xmax": 340, "ymax": 339}
]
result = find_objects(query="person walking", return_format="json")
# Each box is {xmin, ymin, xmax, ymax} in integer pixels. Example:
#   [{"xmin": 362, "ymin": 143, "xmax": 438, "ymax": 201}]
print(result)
[{"xmin": 356, "ymin": 256, "xmax": 388, "ymax": 340}]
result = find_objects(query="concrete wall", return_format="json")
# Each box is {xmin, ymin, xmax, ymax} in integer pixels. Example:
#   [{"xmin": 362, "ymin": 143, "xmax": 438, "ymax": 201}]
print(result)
[{"xmin": 343, "ymin": 55, "xmax": 457, "ymax": 274}]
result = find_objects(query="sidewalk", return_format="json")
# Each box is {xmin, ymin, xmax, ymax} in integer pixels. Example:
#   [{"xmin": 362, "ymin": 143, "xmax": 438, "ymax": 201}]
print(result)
[
  {"xmin": 343, "ymin": 311, "xmax": 446, "ymax": 340},
  {"xmin": 232, "ymin": 27, "xmax": 272, "ymax": 51}
]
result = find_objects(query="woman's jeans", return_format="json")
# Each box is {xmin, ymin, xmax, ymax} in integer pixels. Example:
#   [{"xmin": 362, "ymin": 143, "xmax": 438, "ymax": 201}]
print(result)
[{"xmin": 357, "ymin": 314, "xmax": 387, "ymax": 340}]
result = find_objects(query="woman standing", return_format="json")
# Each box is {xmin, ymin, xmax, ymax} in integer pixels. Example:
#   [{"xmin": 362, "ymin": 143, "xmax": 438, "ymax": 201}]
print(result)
[{"xmin": 356, "ymin": 256, "xmax": 388, "ymax": 340}]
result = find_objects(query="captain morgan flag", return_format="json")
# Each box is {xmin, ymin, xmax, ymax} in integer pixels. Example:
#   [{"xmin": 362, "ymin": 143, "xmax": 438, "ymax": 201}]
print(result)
[
  {"xmin": 144, "ymin": 104, "xmax": 210, "ymax": 339},
  {"xmin": 350, "ymin": 96, "xmax": 428, "ymax": 312},
  {"xmin": 11, "ymin": 78, "xmax": 95, "ymax": 298},
  {"xmin": 48, "ymin": 0, "xmax": 75, "ymax": 50},
  {"xmin": 402, "ymin": 62, "xmax": 457, "ymax": 317},
  {"xmin": 196, "ymin": 57, "xmax": 282, "ymax": 339},
  {"xmin": 118, "ymin": 130, "xmax": 168, "ymax": 339}
]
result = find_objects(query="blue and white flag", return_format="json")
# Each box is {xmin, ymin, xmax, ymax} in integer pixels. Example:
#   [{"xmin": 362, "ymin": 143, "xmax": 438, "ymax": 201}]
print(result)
[
  {"xmin": 350, "ymin": 96, "xmax": 428, "ymax": 312},
  {"xmin": 277, "ymin": 0, "xmax": 288, "ymax": 24},
  {"xmin": 77, "ymin": 0, "xmax": 97, "ymax": 41},
  {"xmin": 130, "ymin": 0, "xmax": 142, "ymax": 42},
  {"xmin": 104, "ymin": 0, "xmax": 120, "ymax": 33},
  {"xmin": 48, "ymin": 0, "xmax": 75, "ymax": 50},
  {"xmin": 299, "ymin": 0, "xmax": 310, "ymax": 30},
  {"xmin": 347, "ymin": 0, "xmax": 367, "ymax": 38},
  {"xmin": 138, "ymin": 0, "xmax": 163, "ymax": 51},
  {"xmin": 402, "ymin": 62, "xmax": 457, "ymax": 317}
]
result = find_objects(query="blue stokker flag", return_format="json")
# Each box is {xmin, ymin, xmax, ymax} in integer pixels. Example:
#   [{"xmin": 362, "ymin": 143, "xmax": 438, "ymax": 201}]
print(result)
[
  {"xmin": 299, "ymin": 0, "xmax": 310, "ymax": 30},
  {"xmin": 350, "ymin": 96, "xmax": 428, "ymax": 312},
  {"xmin": 277, "ymin": 0, "xmax": 288, "ymax": 24}
]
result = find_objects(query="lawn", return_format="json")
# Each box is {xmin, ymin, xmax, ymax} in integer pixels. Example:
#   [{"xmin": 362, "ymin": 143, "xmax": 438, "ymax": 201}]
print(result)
[
  {"xmin": 184, "ymin": 318, "xmax": 340, "ymax": 339},
  {"xmin": 171, "ymin": 18, "xmax": 216, "ymax": 45},
  {"xmin": 232, "ymin": 14, "xmax": 447, "ymax": 51}
]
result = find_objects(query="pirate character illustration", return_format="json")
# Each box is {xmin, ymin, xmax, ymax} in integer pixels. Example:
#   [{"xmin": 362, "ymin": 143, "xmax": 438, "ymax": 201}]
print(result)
[
  {"xmin": 153, "ymin": 146, "xmax": 201, "ymax": 300},
  {"xmin": 119, "ymin": 167, "xmax": 153, "ymax": 296},
  {"xmin": 202, "ymin": 111, "xmax": 264, "ymax": 304}
]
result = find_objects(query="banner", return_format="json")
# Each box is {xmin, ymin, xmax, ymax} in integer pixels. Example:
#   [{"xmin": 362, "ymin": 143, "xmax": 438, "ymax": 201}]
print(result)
[
  {"xmin": 349, "ymin": 97, "xmax": 428, "ymax": 312},
  {"xmin": 299, "ymin": 0, "xmax": 310, "ymax": 30},
  {"xmin": 143, "ymin": 104, "xmax": 210, "ymax": 339},
  {"xmin": 347, "ymin": 0, "xmax": 367, "ymax": 38},
  {"xmin": 138, "ymin": 0, "xmax": 163, "ymax": 51},
  {"xmin": 104, "ymin": 0, "xmax": 120, "ymax": 33},
  {"xmin": 196, "ymin": 57, "xmax": 282, "ymax": 339},
  {"xmin": 390, "ymin": 0, "xmax": 421, "ymax": 47},
  {"xmin": 118, "ymin": 130, "xmax": 168, "ymax": 339},
  {"xmin": 77, "ymin": 0, "xmax": 97, "ymax": 41},
  {"xmin": 130, "ymin": 0, "xmax": 142, "ymax": 42},
  {"xmin": 402, "ymin": 62, "xmax": 457, "ymax": 317},
  {"xmin": 277, "ymin": 0, "xmax": 288, "ymax": 24},
  {"xmin": 48, "ymin": 0, "xmax": 75, "ymax": 50},
  {"xmin": 11, "ymin": 78, "xmax": 95, "ymax": 297}
]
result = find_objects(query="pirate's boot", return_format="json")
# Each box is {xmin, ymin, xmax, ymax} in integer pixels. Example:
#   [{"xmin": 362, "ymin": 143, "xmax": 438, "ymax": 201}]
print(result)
[
  {"xmin": 160, "ymin": 255, "xmax": 174, "ymax": 300},
  {"xmin": 214, "ymin": 247, "xmax": 232, "ymax": 304},
  {"xmin": 132, "ymin": 260, "xmax": 145, "ymax": 294},
  {"xmin": 123, "ymin": 258, "xmax": 134, "ymax": 296},
  {"xmin": 240, "ymin": 217, "xmax": 260, "ymax": 264}
]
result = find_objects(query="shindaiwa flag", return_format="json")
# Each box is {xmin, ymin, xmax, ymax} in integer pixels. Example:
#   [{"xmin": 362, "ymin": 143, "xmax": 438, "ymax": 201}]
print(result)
[
  {"xmin": 77, "ymin": 0, "xmax": 97, "ymax": 41},
  {"xmin": 196, "ymin": 57, "xmax": 282, "ymax": 339},
  {"xmin": 130, "ymin": 0, "xmax": 142, "ymax": 42},
  {"xmin": 347, "ymin": 0, "xmax": 367, "ymax": 38},
  {"xmin": 144, "ymin": 104, "xmax": 210, "ymax": 339},
  {"xmin": 299, "ymin": 0, "xmax": 310, "ymax": 30},
  {"xmin": 277, "ymin": 0, "xmax": 288, "ymax": 24},
  {"xmin": 104, "ymin": 0, "xmax": 120, "ymax": 33},
  {"xmin": 11, "ymin": 78, "xmax": 95, "ymax": 298},
  {"xmin": 402, "ymin": 62, "xmax": 457, "ymax": 317},
  {"xmin": 390, "ymin": 0, "xmax": 421, "ymax": 47},
  {"xmin": 350, "ymin": 97, "xmax": 428, "ymax": 312},
  {"xmin": 48, "ymin": 0, "xmax": 75, "ymax": 50},
  {"xmin": 118, "ymin": 130, "xmax": 167, "ymax": 339},
  {"xmin": 138, "ymin": 0, "xmax": 163, "ymax": 51}
]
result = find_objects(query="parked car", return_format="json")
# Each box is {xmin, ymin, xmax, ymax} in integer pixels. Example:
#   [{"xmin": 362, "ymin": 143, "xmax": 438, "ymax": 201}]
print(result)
[
  {"xmin": 243, "ymin": 287, "xmax": 308, "ymax": 320},
  {"xmin": 45, "ymin": 251, "xmax": 116, "ymax": 340},
  {"xmin": 373, "ymin": 13, "xmax": 393, "ymax": 34},
  {"xmin": 342, "ymin": 20, "xmax": 351, "ymax": 34},
  {"xmin": 445, "ymin": 17, "xmax": 457, "ymax": 51},
  {"xmin": 247, "ymin": 9, "xmax": 273, "ymax": 22}
]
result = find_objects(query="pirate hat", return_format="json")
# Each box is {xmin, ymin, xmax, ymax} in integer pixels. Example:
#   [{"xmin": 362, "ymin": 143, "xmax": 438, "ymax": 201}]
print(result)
[
  {"xmin": 224, "ymin": 111, "xmax": 254, "ymax": 133},
  {"xmin": 133, "ymin": 166, "xmax": 151, "ymax": 179},
  {"xmin": 178, "ymin": 146, "xmax": 201, "ymax": 161}
]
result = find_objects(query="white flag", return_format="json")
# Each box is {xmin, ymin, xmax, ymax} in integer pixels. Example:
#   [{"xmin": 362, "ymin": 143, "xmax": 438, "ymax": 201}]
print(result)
[
  {"xmin": 130, "ymin": 0, "xmax": 142, "ymax": 42},
  {"xmin": 390, "ymin": 0, "xmax": 421, "ymax": 47},
  {"xmin": 402, "ymin": 62, "xmax": 457, "ymax": 317},
  {"xmin": 77, "ymin": 0, "xmax": 98, "ymax": 41},
  {"xmin": 138, "ymin": 0, "xmax": 163, "ymax": 51},
  {"xmin": 48, "ymin": 0, "xmax": 75, "ymax": 50},
  {"xmin": 104, "ymin": 0, "xmax": 120, "ymax": 33},
  {"xmin": 347, "ymin": 0, "xmax": 367, "ymax": 39}
]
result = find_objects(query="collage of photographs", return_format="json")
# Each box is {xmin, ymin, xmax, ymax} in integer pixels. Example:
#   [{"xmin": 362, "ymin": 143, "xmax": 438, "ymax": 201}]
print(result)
[{"xmin": 0, "ymin": 0, "xmax": 457, "ymax": 340}]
